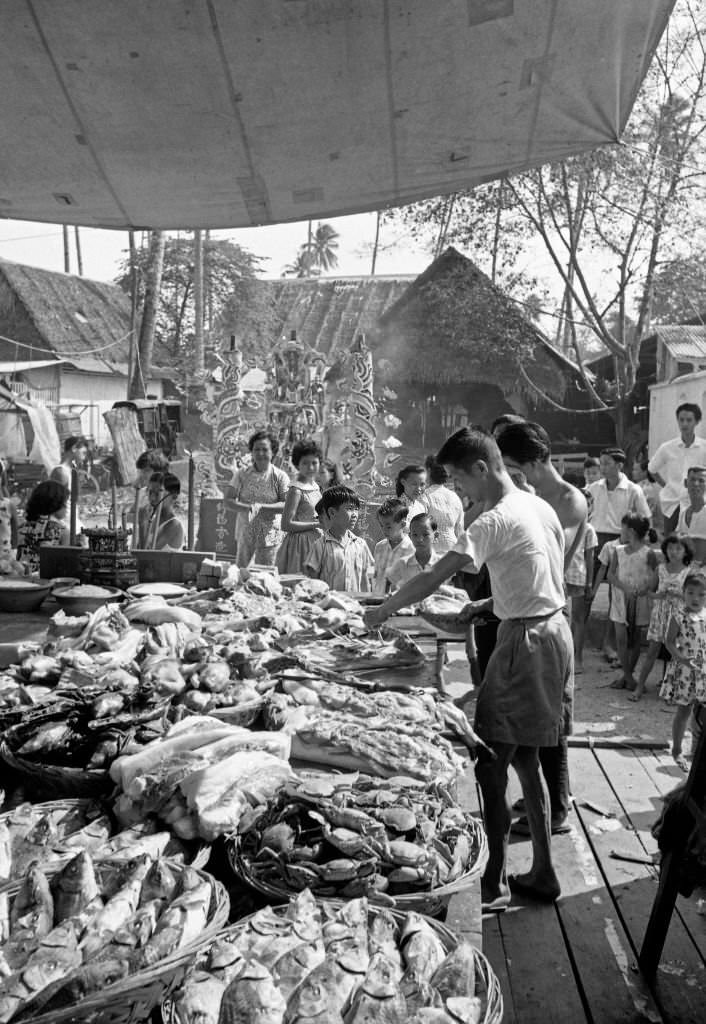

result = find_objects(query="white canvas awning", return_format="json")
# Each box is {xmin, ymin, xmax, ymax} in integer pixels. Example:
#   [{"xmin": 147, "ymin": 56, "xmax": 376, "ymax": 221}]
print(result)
[{"xmin": 0, "ymin": 0, "xmax": 674, "ymax": 230}]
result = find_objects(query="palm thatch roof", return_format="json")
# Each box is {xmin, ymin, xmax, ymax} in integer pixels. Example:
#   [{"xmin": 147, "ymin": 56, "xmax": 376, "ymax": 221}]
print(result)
[
  {"xmin": 261, "ymin": 275, "xmax": 411, "ymax": 358},
  {"xmin": 0, "ymin": 259, "xmax": 169, "ymax": 374},
  {"xmin": 373, "ymin": 247, "xmax": 577, "ymax": 400}
]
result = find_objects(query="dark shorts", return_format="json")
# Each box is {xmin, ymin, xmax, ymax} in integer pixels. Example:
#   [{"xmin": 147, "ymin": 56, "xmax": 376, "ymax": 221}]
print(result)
[{"xmin": 474, "ymin": 610, "xmax": 574, "ymax": 748}]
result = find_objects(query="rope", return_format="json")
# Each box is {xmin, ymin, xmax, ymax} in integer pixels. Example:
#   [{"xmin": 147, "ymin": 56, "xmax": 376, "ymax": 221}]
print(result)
[{"xmin": 0, "ymin": 329, "xmax": 135, "ymax": 359}]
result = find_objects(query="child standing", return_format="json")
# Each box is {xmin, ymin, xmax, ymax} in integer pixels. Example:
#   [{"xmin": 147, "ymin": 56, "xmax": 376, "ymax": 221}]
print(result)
[
  {"xmin": 276, "ymin": 440, "xmax": 322, "ymax": 575},
  {"xmin": 607, "ymin": 514, "xmax": 659, "ymax": 691},
  {"xmin": 590, "ymin": 535, "xmax": 621, "ymax": 666},
  {"xmin": 660, "ymin": 572, "xmax": 706, "ymax": 770},
  {"xmin": 372, "ymin": 497, "xmax": 414, "ymax": 594},
  {"xmin": 304, "ymin": 485, "xmax": 374, "ymax": 592},
  {"xmin": 17, "ymin": 481, "xmax": 71, "ymax": 574},
  {"xmin": 631, "ymin": 534, "xmax": 692, "ymax": 702},
  {"xmin": 583, "ymin": 456, "xmax": 602, "ymax": 486},
  {"xmin": 387, "ymin": 512, "xmax": 447, "ymax": 589}
]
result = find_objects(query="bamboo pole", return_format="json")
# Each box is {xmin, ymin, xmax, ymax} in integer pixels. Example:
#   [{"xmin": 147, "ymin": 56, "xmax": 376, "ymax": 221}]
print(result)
[
  {"xmin": 69, "ymin": 469, "xmax": 79, "ymax": 546},
  {"xmin": 132, "ymin": 488, "xmax": 141, "ymax": 550},
  {"xmin": 187, "ymin": 455, "xmax": 195, "ymax": 550}
]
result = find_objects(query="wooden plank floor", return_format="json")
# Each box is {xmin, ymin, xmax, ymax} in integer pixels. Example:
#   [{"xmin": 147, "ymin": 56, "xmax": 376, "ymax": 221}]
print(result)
[{"xmin": 479, "ymin": 746, "xmax": 706, "ymax": 1024}]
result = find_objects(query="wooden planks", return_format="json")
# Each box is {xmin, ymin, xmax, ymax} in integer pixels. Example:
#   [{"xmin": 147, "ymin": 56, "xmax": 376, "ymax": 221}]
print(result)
[{"xmin": 584, "ymin": 747, "xmax": 706, "ymax": 1023}]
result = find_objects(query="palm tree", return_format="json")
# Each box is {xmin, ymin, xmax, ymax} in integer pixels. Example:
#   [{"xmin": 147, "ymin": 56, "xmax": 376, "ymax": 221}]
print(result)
[
  {"xmin": 282, "ymin": 250, "xmax": 318, "ymax": 277},
  {"xmin": 310, "ymin": 222, "xmax": 339, "ymax": 272}
]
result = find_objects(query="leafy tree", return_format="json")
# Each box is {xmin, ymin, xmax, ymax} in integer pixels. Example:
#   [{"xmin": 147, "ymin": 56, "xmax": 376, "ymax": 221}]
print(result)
[
  {"xmin": 651, "ymin": 252, "xmax": 706, "ymax": 322},
  {"xmin": 117, "ymin": 237, "xmax": 269, "ymax": 366}
]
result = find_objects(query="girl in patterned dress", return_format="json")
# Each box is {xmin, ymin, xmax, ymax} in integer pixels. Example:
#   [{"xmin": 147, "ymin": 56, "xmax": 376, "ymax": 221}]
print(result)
[
  {"xmin": 631, "ymin": 534, "xmax": 692, "ymax": 702},
  {"xmin": 661, "ymin": 571, "xmax": 706, "ymax": 770},
  {"xmin": 276, "ymin": 440, "xmax": 323, "ymax": 575}
]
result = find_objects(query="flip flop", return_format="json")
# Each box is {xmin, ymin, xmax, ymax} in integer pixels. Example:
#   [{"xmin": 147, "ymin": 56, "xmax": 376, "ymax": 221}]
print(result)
[
  {"xmin": 508, "ymin": 874, "xmax": 560, "ymax": 903},
  {"xmin": 481, "ymin": 893, "xmax": 511, "ymax": 914},
  {"xmin": 511, "ymin": 817, "xmax": 572, "ymax": 837}
]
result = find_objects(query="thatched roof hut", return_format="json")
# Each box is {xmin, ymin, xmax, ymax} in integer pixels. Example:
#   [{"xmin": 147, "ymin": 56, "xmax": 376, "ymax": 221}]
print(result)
[
  {"xmin": 262, "ymin": 275, "xmax": 411, "ymax": 359},
  {"xmin": 372, "ymin": 247, "xmax": 575, "ymax": 400}
]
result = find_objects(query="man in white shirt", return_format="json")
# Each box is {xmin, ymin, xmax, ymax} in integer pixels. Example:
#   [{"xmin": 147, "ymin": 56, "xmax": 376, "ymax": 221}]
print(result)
[
  {"xmin": 677, "ymin": 465, "xmax": 706, "ymax": 564},
  {"xmin": 365, "ymin": 427, "xmax": 572, "ymax": 911},
  {"xmin": 649, "ymin": 403, "xmax": 706, "ymax": 534},
  {"xmin": 589, "ymin": 447, "xmax": 650, "ymax": 550}
]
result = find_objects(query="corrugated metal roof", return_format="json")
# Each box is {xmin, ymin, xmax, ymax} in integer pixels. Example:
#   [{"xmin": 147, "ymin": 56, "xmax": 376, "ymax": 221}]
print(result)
[{"xmin": 655, "ymin": 325, "xmax": 706, "ymax": 361}]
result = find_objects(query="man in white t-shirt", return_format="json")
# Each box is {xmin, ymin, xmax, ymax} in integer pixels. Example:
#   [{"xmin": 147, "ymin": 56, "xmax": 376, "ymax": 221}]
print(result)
[
  {"xmin": 589, "ymin": 447, "xmax": 650, "ymax": 549},
  {"xmin": 365, "ymin": 427, "xmax": 572, "ymax": 911},
  {"xmin": 649, "ymin": 403, "xmax": 706, "ymax": 533}
]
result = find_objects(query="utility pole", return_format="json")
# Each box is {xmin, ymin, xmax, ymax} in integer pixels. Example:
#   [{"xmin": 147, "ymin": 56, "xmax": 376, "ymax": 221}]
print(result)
[
  {"xmin": 193, "ymin": 229, "xmax": 205, "ymax": 379},
  {"xmin": 62, "ymin": 226, "xmax": 70, "ymax": 273},
  {"xmin": 127, "ymin": 230, "xmax": 139, "ymax": 397},
  {"xmin": 74, "ymin": 227, "xmax": 83, "ymax": 275},
  {"xmin": 371, "ymin": 211, "xmax": 381, "ymax": 275}
]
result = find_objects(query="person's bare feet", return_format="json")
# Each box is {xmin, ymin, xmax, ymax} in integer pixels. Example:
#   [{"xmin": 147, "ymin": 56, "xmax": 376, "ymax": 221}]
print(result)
[
  {"xmin": 508, "ymin": 871, "xmax": 561, "ymax": 902},
  {"xmin": 627, "ymin": 685, "xmax": 645, "ymax": 703},
  {"xmin": 673, "ymin": 752, "xmax": 689, "ymax": 772}
]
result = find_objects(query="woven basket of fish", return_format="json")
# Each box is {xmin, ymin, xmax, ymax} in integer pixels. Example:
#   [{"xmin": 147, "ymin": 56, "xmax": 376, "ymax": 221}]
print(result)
[
  {"xmin": 0, "ymin": 804, "xmax": 212, "ymax": 897},
  {"xmin": 0, "ymin": 735, "xmax": 112, "ymax": 800},
  {"xmin": 0, "ymin": 850, "xmax": 230, "ymax": 1024},
  {"xmin": 228, "ymin": 771, "xmax": 489, "ymax": 915},
  {"xmin": 162, "ymin": 887, "xmax": 503, "ymax": 1024}
]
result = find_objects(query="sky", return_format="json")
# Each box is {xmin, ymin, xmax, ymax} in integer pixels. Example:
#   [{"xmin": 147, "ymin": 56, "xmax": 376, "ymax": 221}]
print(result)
[{"xmin": 0, "ymin": 213, "xmax": 433, "ymax": 284}]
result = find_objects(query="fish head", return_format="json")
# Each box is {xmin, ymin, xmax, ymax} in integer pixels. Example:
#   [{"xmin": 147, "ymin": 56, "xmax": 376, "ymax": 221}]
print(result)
[
  {"xmin": 25, "ymin": 816, "xmax": 59, "ymax": 847},
  {"xmin": 55, "ymin": 851, "xmax": 95, "ymax": 894},
  {"xmin": 74, "ymin": 959, "xmax": 131, "ymax": 994},
  {"xmin": 287, "ymin": 961, "xmax": 339, "ymax": 1018},
  {"xmin": 361, "ymin": 952, "xmax": 401, "ymax": 997},
  {"xmin": 22, "ymin": 948, "xmax": 81, "ymax": 991},
  {"xmin": 141, "ymin": 859, "xmax": 178, "ymax": 901}
]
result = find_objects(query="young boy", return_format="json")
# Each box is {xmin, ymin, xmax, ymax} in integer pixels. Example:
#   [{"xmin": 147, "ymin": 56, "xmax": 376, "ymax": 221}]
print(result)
[
  {"xmin": 677, "ymin": 465, "xmax": 706, "ymax": 565},
  {"xmin": 372, "ymin": 497, "xmax": 414, "ymax": 594},
  {"xmin": 388, "ymin": 512, "xmax": 447, "ymax": 589},
  {"xmin": 583, "ymin": 456, "xmax": 601, "ymax": 487},
  {"xmin": 305, "ymin": 485, "xmax": 374, "ymax": 591}
]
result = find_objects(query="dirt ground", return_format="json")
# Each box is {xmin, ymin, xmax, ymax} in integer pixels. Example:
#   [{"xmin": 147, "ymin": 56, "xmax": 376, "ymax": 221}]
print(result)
[{"xmin": 443, "ymin": 583, "xmax": 699, "ymax": 760}]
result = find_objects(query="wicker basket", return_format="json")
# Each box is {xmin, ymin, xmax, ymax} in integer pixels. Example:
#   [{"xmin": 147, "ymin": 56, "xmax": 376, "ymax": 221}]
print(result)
[
  {"xmin": 16, "ymin": 864, "xmax": 230, "ymax": 1024},
  {"xmin": 228, "ymin": 812, "xmax": 488, "ymax": 916},
  {"xmin": 0, "ymin": 733, "xmax": 112, "ymax": 800},
  {"xmin": 0, "ymin": 797, "xmax": 104, "ymax": 893},
  {"xmin": 163, "ymin": 898, "xmax": 503, "ymax": 1024}
]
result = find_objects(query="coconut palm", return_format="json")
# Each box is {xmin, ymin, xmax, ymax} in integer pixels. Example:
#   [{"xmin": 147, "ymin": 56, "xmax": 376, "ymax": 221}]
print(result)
[{"xmin": 310, "ymin": 222, "xmax": 339, "ymax": 272}]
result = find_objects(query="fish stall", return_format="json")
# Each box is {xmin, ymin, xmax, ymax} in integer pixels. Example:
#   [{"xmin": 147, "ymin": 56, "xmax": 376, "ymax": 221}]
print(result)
[{"xmin": 0, "ymin": 566, "xmax": 503, "ymax": 1024}]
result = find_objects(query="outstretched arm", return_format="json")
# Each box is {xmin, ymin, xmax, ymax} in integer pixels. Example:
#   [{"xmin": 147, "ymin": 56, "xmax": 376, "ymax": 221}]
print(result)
[{"xmin": 365, "ymin": 550, "xmax": 471, "ymax": 626}]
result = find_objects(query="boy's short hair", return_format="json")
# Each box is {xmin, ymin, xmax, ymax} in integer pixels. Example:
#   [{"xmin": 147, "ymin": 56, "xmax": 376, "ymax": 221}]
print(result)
[
  {"xmin": 377, "ymin": 497, "xmax": 408, "ymax": 524},
  {"xmin": 600, "ymin": 447, "xmax": 626, "ymax": 464},
  {"xmin": 437, "ymin": 427, "xmax": 502, "ymax": 473},
  {"xmin": 149, "ymin": 471, "xmax": 180, "ymax": 497},
  {"xmin": 136, "ymin": 449, "xmax": 169, "ymax": 473},
  {"xmin": 321, "ymin": 485, "xmax": 360, "ymax": 515},
  {"xmin": 683, "ymin": 571, "xmax": 706, "ymax": 590},
  {"xmin": 686, "ymin": 465, "xmax": 706, "ymax": 477},
  {"xmin": 64, "ymin": 435, "xmax": 88, "ymax": 453},
  {"xmin": 583, "ymin": 456, "xmax": 600, "ymax": 469},
  {"xmin": 676, "ymin": 402, "xmax": 702, "ymax": 423},
  {"xmin": 409, "ymin": 511, "xmax": 437, "ymax": 532},
  {"xmin": 314, "ymin": 498, "xmax": 324, "ymax": 516}
]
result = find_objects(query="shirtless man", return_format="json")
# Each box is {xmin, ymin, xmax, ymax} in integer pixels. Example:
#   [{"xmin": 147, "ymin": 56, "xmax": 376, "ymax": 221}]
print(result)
[
  {"xmin": 365, "ymin": 427, "xmax": 573, "ymax": 909},
  {"xmin": 495, "ymin": 421, "xmax": 587, "ymax": 837}
]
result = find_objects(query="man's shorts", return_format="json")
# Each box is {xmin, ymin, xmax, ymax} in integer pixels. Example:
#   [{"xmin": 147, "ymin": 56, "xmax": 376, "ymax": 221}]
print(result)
[{"xmin": 474, "ymin": 610, "xmax": 574, "ymax": 748}]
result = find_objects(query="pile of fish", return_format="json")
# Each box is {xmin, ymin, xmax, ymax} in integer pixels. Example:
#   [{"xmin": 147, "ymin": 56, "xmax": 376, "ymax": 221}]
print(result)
[
  {"xmin": 0, "ymin": 801, "xmax": 209, "ymax": 889},
  {"xmin": 0, "ymin": 850, "xmax": 224, "ymax": 1022},
  {"xmin": 111, "ymin": 716, "xmax": 293, "ymax": 842},
  {"xmin": 235, "ymin": 772, "xmax": 484, "ymax": 904},
  {"xmin": 0, "ymin": 801, "xmax": 110, "ymax": 885},
  {"xmin": 169, "ymin": 889, "xmax": 487, "ymax": 1024}
]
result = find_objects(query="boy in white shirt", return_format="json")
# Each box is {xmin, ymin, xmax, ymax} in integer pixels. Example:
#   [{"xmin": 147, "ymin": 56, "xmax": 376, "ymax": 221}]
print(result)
[
  {"xmin": 372, "ymin": 498, "xmax": 414, "ymax": 594},
  {"xmin": 388, "ymin": 512, "xmax": 449, "ymax": 589}
]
